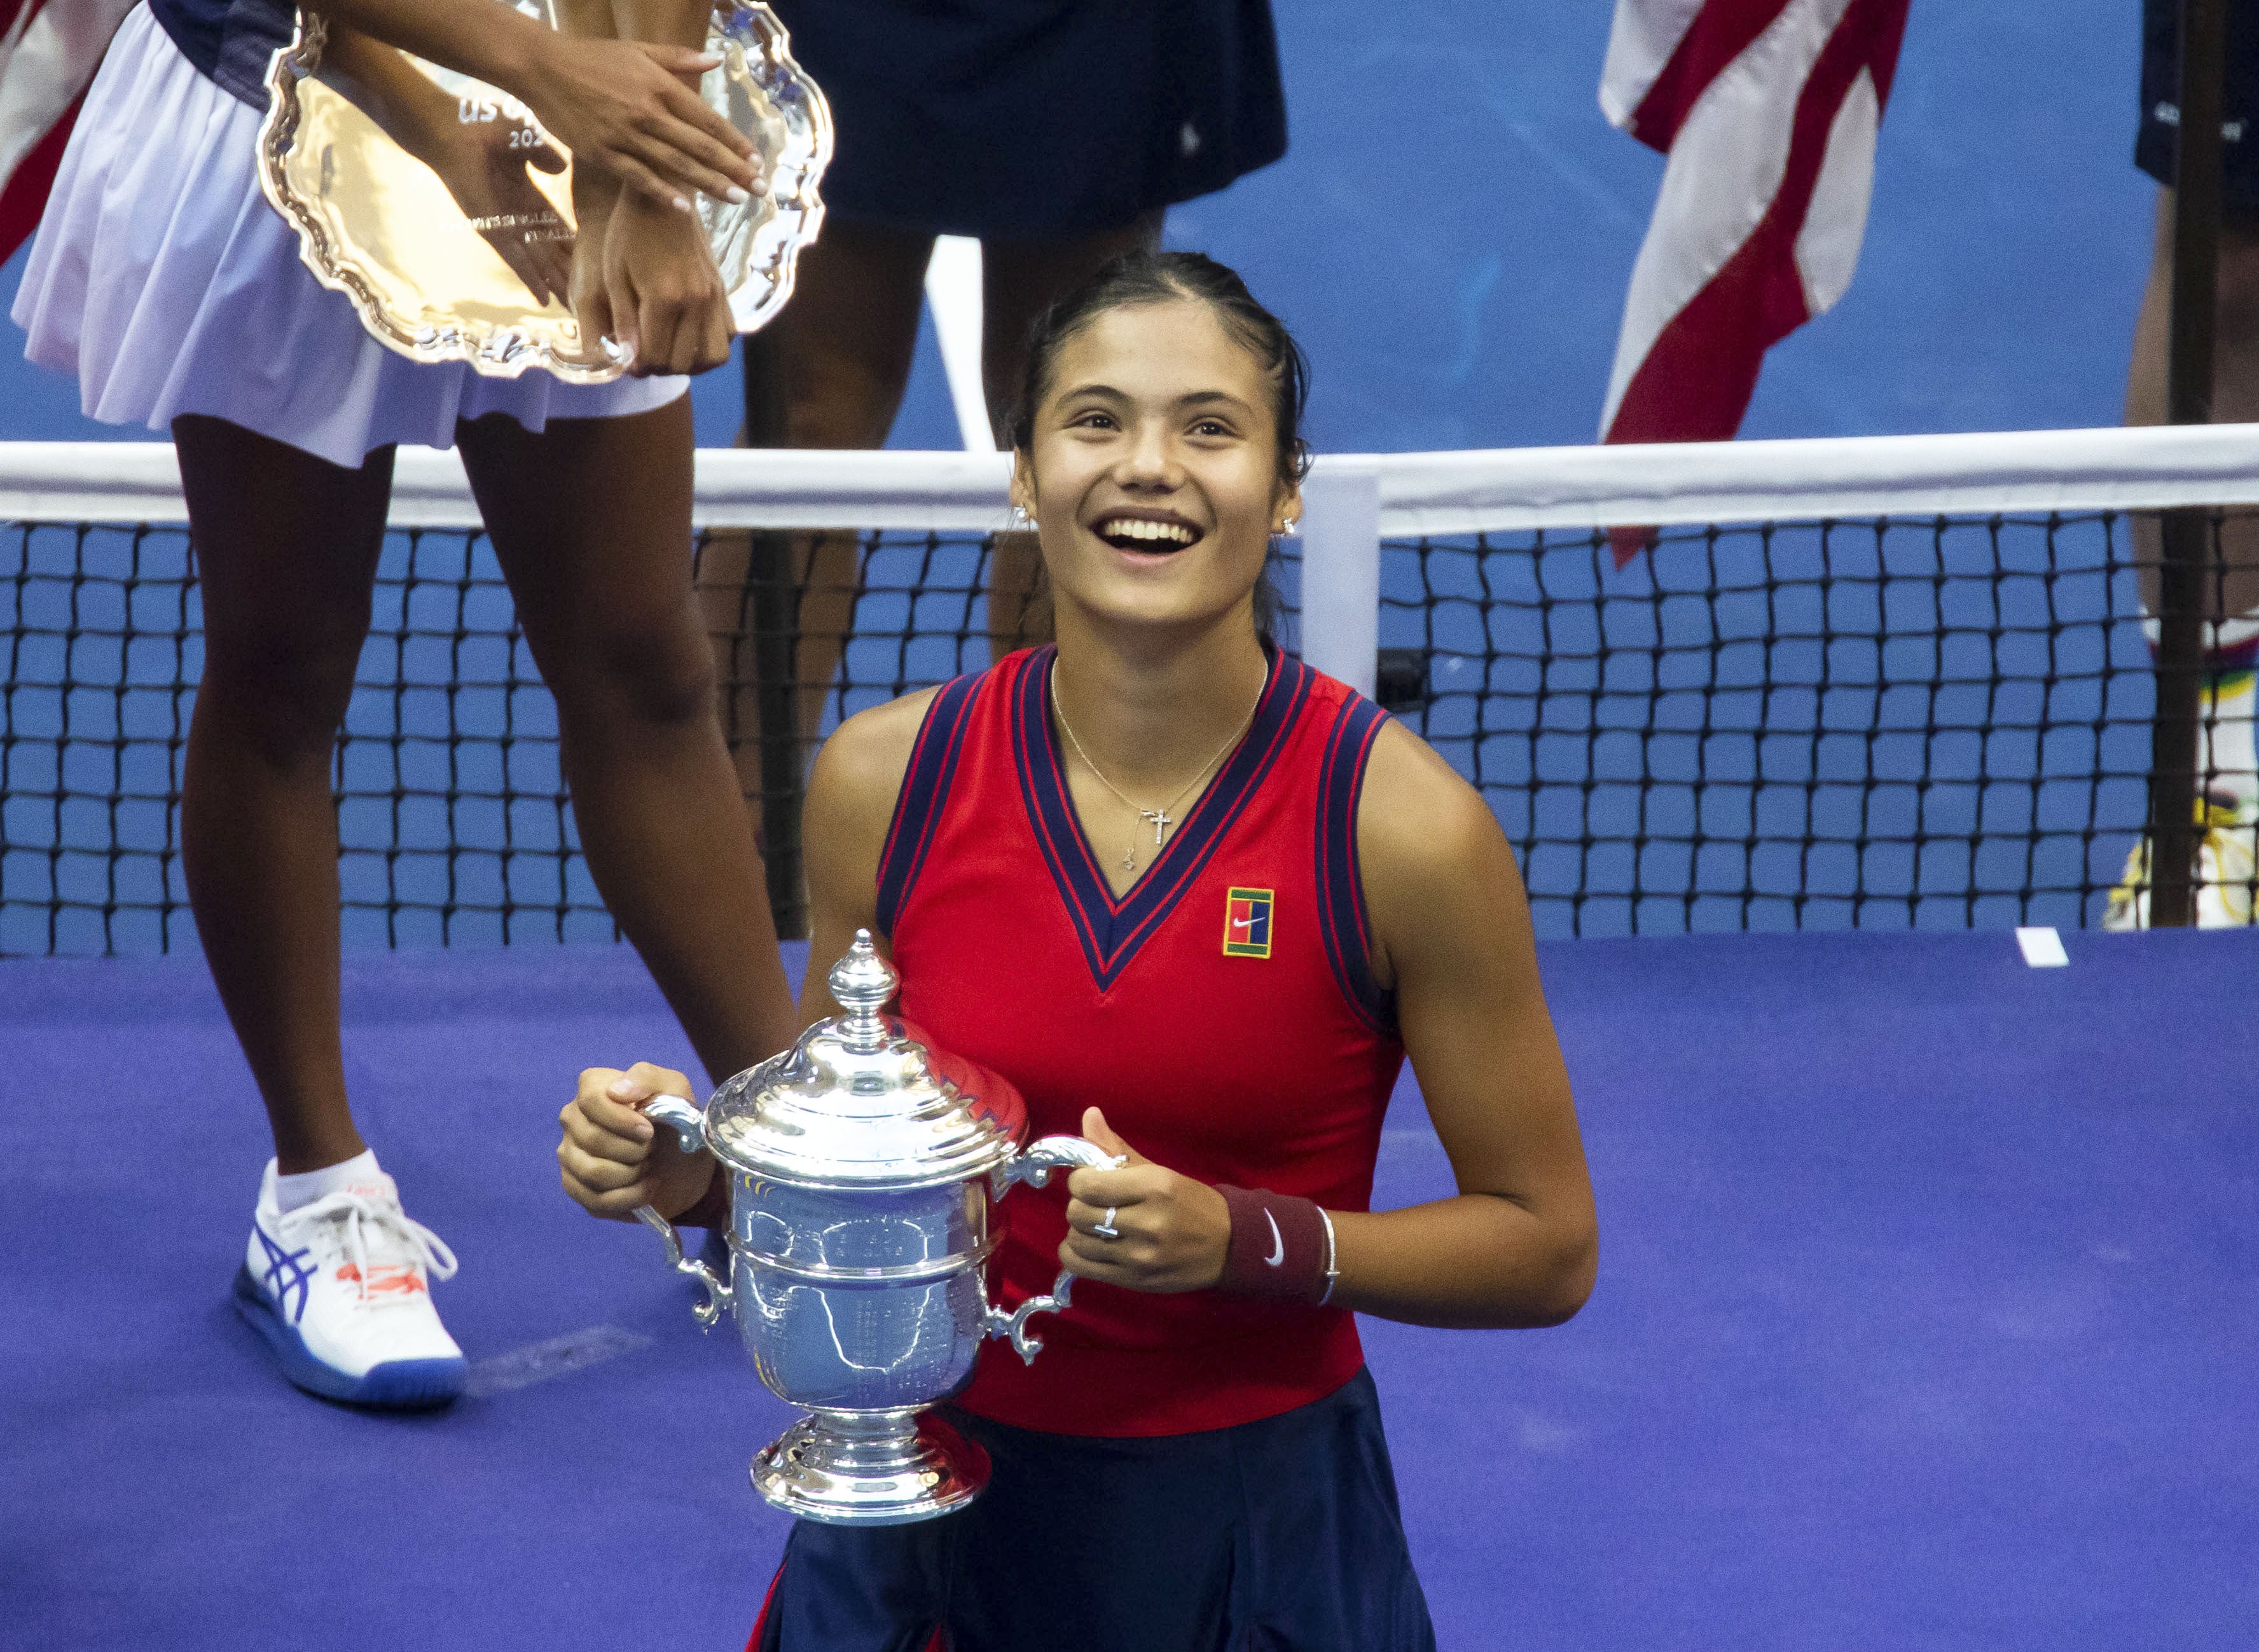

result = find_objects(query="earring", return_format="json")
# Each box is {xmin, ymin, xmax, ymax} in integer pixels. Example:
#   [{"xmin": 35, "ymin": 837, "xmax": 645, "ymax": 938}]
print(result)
[{"xmin": 1011, "ymin": 504, "xmax": 1037, "ymax": 530}]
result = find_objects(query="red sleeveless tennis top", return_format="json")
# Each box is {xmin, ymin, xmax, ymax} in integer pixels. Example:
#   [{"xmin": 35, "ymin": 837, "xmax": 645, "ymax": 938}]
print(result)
[{"xmin": 876, "ymin": 644, "xmax": 1405, "ymax": 1438}]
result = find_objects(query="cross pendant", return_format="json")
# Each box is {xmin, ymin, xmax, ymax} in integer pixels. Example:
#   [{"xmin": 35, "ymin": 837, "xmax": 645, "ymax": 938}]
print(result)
[{"xmin": 1141, "ymin": 808, "xmax": 1172, "ymax": 846}]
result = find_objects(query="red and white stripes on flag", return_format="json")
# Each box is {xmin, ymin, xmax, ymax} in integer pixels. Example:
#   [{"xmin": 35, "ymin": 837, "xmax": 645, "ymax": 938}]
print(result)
[
  {"xmin": 0, "ymin": 0, "xmax": 132, "ymax": 265},
  {"xmin": 1599, "ymin": 0, "xmax": 1909, "ymax": 457}
]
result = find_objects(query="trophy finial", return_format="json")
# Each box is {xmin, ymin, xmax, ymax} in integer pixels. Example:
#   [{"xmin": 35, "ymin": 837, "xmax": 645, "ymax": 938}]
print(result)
[{"xmin": 829, "ymin": 930, "xmax": 897, "ymax": 1046}]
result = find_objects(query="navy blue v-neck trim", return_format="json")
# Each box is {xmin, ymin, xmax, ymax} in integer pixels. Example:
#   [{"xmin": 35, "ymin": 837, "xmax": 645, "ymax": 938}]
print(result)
[{"xmin": 1013, "ymin": 645, "xmax": 1311, "ymax": 992}]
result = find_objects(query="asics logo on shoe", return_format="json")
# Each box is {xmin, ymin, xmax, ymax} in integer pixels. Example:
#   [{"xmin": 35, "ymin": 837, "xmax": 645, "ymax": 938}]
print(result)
[{"xmin": 255, "ymin": 1227, "xmax": 319, "ymax": 1325}]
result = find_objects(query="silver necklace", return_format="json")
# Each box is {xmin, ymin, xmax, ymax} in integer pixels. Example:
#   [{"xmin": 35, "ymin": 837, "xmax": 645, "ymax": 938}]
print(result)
[{"xmin": 1050, "ymin": 666, "xmax": 1263, "ymax": 874}]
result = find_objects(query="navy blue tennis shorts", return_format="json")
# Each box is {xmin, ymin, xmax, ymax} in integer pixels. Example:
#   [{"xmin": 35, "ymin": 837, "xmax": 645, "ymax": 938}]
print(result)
[
  {"xmin": 764, "ymin": 0, "xmax": 1287, "ymax": 240},
  {"xmin": 2139, "ymin": 0, "xmax": 2259, "ymax": 208},
  {"xmin": 747, "ymin": 1366, "xmax": 1437, "ymax": 1652}
]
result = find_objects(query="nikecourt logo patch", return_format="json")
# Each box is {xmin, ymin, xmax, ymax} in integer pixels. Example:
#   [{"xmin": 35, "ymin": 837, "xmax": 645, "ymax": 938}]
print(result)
[{"xmin": 1224, "ymin": 886, "xmax": 1273, "ymax": 958}]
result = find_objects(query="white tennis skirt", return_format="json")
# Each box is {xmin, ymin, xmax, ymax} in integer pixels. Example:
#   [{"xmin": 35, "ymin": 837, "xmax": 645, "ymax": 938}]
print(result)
[{"xmin": 11, "ymin": 6, "xmax": 685, "ymax": 470}]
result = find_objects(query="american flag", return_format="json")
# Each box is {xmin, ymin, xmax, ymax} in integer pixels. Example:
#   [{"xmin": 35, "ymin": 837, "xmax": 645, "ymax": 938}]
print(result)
[
  {"xmin": 1599, "ymin": 0, "xmax": 1910, "ymax": 467},
  {"xmin": 0, "ymin": 0, "xmax": 133, "ymax": 265}
]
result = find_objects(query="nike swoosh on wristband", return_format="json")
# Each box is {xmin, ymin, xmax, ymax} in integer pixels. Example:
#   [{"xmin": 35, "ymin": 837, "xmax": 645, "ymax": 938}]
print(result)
[{"xmin": 1263, "ymin": 1210, "xmax": 1285, "ymax": 1267}]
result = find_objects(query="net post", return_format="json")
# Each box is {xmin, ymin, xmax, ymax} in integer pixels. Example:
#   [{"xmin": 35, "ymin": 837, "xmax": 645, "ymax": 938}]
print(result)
[
  {"xmin": 741, "ymin": 330, "xmax": 809, "ymax": 939},
  {"xmin": 2152, "ymin": 0, "xmax": 2227, "ymax": 928},
  {"xmin": 1299, "ymin": 466, "xmax": 1381, "ymax": 698}
]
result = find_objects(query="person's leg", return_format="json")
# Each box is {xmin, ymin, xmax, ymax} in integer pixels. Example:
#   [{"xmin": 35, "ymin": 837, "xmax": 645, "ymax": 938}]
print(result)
[
  {"xmin": 457, "ymin": 397, "xmax": 798, "ymax": 1081},
  {"xmin": 700, "ymin": 221, "xmax": 935, "ymax": 863},
  {"xmin": 978, "ymin": 212, "xmax": 1165, "ymax": 661},
  {"xmin": 173, "ymin": 414, "xmax": 391, "ymax": 1174},
  {"xmin": 178, "ymin": 414, "xmax": 467, "ymax": 1408},
  {"xmin": 2120, "ymin": 188, "xmax": 2259, "ymax": 928},
  {"xmin": 2127, "ymin": 187, "xmax": 2259, "ymax": 623}
]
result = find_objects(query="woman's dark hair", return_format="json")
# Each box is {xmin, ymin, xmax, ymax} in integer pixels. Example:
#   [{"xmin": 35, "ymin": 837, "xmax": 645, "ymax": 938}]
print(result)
[
  {"xmin": 1006, "ymin": 251, "xmax": 1312, "ymax": 640},
  {"xmin": 1007, "ymin": 250, "xmax": 1312, "ymax": 488}
]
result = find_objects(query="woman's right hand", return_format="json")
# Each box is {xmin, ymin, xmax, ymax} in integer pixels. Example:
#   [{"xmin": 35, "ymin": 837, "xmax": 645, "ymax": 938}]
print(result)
[
  {"xmin": 558, "ymin": 1062, "xmax": 717, "ymax": 1221},
  {"xmin": 520, "ymin": 33, "xmax": 763, "ymax": 212}
]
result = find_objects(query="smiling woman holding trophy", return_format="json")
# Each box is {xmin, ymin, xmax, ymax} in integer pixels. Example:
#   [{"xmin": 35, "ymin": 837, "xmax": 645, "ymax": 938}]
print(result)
[
  {"xmin": 10, "ymin": 0, "xmax": 820, "ymax": 1408},
  {"xmin": 559, "ymin": 251, "xmax": 1599, "ymax": 1651}
]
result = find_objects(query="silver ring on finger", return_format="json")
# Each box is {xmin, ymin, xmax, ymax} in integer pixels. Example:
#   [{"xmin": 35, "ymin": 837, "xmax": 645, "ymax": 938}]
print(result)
[{"xmin": 1092, "ymin": 1206, "xmax": 1121, "ymax": 1241}]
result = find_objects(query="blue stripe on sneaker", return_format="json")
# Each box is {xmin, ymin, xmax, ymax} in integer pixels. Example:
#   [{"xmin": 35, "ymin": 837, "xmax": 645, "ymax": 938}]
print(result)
[
  {"xmin": 252, "ymin": 1227, "xmax": 317, "ymax": 1324},
  {"xmin": 231, "ymin": 1265, "xmax": 467, "ymax": 1410}
]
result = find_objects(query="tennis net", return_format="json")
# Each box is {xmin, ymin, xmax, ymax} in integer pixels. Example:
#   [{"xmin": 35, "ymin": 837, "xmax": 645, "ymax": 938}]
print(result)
[{"xmin": 4, "ymin": 427, "xmax": 2255, "ymax": 955}]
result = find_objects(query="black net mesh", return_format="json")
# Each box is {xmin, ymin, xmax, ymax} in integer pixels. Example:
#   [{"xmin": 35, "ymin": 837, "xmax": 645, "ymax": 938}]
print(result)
[
  {"xmin": 0, "ymin": 521, "xmax": 1042, "ymax": 954},
  {"xmin": 1383, "ymin": 513, "xmax": 2161, "ymax": 936},
  {"xmin": 0, "ymin": 503, "xmax": 2235, "ymax": 955}
]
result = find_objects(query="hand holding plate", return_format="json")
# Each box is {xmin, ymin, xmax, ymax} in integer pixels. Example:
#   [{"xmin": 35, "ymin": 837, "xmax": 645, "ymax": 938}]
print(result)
[
  {"xmin": 599, "ymin": 190, "xmax": 734, "ymax": 375},
  {"xmin": 521, "ymin": 31, "xmax": 763, "ymax": 210}
]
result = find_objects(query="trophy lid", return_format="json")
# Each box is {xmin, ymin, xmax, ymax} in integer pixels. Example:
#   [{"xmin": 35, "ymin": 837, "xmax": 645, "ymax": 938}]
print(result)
[{"xmin": 700, "ymin": 931, "xmax": 1029, "ymax": 1190}]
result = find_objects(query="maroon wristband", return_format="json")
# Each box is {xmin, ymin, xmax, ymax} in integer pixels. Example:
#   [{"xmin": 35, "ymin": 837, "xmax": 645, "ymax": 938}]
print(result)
[{"xmin": 1213, "ymin": 1185, "xmax": 1334, "ymax": 1304}]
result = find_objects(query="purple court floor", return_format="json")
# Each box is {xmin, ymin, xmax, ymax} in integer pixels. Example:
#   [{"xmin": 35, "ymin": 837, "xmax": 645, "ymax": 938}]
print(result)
[{"xmin": 3, "ymin": 927, "xmax": 2254, "ymax": 1649}]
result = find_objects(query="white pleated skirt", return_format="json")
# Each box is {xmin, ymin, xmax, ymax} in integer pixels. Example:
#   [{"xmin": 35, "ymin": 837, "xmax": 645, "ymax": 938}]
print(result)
[{"xmin": 11, "ymin": 6, "xmax": 685, "ymax": 470}]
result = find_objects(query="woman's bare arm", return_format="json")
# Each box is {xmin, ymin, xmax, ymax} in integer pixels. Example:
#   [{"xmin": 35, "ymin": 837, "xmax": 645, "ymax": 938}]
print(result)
[
  {"xmin": 1322, "ymin": 722, "xmax": 1598, "ymax": 1329},
  {"xmin": 310, "ymin": 0, "xmax": 756, "ymax": 205}
]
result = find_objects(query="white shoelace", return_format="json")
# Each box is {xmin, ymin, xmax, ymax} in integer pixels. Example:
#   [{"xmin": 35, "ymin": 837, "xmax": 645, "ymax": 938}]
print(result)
[{"xmin": 284, "ymin": 1185, "xmax": 460, "ymax": 1299}]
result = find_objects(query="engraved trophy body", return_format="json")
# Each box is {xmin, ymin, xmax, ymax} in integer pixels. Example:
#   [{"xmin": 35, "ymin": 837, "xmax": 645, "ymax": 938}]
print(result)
[{"xmin": 634, "ymin": 932, "xmax": 1119, "ymax": 1524}]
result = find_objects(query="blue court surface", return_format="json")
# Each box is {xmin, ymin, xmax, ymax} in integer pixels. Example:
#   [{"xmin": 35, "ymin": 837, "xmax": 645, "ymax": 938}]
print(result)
[{"xmin": 4, "ymin": 928, "xmax": 2253, "ymax": 1650}]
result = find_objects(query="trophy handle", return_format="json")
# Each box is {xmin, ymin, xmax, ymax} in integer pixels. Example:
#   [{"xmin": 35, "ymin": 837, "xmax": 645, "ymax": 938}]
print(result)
[
  {"xmin": 993, "ymin": 1134, "xmax": 1123, "ymax": 1195},
  {"xmin": 633, "ymin": 1204, "xmax": 735, "ymax": 1330},
  {"xmin": 982, "ymin": 1269, "xmax": 1080, "ymax": 1367},
  {"xmin": 627, "ymin": 1094, "xmax": 729, "ymax": 1325},
  {"xmin": 643, "ymin": 1092, "xmax": 707, "ymax": 1152},
  {"xmin": 982, "ymin": 1136, "xmax": 1125, "ymax": 1365}
]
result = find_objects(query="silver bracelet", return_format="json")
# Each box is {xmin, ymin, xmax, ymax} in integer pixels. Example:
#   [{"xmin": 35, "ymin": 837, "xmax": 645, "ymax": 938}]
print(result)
[{"xmin": 1315, "ymin": 1206, "xmax": 1340, "ymax": 1306}]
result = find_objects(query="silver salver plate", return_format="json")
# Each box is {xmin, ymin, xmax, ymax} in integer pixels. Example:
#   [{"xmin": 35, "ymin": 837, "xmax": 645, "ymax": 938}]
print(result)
[{"xmin": 255, "ymin": 1, "xmax": 831, "ymax": 382}]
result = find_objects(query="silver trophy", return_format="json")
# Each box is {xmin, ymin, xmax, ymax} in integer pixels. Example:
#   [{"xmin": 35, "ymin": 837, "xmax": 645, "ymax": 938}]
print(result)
[{"xmin": 633, "ymin": 932, "xmax": 1121, "ymax": 1524}]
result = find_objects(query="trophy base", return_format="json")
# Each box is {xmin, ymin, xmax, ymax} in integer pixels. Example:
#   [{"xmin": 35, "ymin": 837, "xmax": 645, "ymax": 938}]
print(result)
[{"xmin": 752, "ymin": 1408, "xmax": 991, "ymax": 1525}]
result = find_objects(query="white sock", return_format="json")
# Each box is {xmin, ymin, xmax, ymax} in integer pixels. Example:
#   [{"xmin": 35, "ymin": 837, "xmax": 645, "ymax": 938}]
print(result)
[{"xmin": 274, "ymin": 1148, "xmax": 382, "ymax": 1216}]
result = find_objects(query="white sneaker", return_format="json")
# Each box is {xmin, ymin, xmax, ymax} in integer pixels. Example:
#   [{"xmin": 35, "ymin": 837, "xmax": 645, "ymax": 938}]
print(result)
[{"xmin": 231, "ymin": 1160, "xmax": 467, "ymax": 1408}]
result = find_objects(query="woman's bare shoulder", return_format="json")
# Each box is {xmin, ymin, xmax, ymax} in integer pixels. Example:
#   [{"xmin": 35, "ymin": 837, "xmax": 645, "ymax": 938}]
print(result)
[
  {"xmin": 802, "ymin": 687, "xmax": 946, "ymax": 935},
  {"xmin": 810, "ymin": 685, "xmax": 944, "ymax": 810},
  {"xmin": 1357, "ymin": 716, "xmax": 1502, "ymax": 877}
]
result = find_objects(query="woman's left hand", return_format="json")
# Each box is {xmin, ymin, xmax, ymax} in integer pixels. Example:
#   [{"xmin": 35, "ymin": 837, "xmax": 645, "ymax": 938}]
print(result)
[
  {"xmin": 1060, "ymin": 1108, "xmax": 1232, "ymax": 1293},
  {"xmin": 594, "ymin": 190, "xmax": 733, "ymax": 376}
]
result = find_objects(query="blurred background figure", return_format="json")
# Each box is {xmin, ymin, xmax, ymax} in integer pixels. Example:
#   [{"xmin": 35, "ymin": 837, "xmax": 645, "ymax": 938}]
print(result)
[
  {"xmin": 10, "ymin": 0, "xmax": 796, "ymax": 1409},
  {"xmin": 0, "ymin": 0, "xmax": 135, "ymax": 265},
  {"xmin": 698, "ymin": 0, "xmax": 1287, "ymax": 935},
  {"xmin": 2111, "ymin": 0, "xmax": 2259, "ymax": 927}
]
